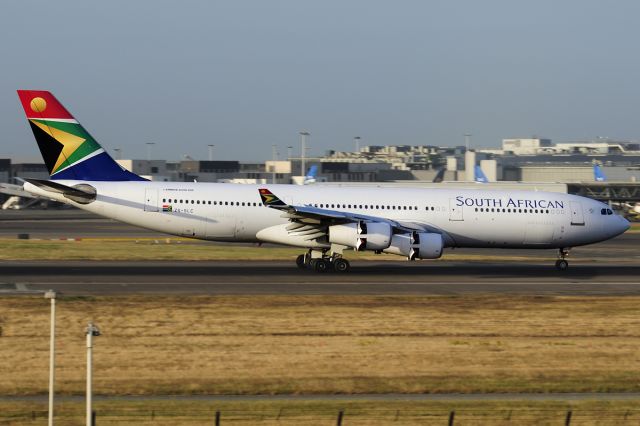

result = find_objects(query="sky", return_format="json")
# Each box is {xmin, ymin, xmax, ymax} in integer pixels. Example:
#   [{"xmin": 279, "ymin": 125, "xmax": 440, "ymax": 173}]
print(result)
[{"xmin": 1, "ymin": 1, "xmax": 640, "ymax": 162}]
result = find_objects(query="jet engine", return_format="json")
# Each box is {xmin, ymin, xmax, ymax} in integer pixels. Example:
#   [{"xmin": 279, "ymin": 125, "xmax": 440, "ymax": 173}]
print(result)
[
  {"xmin": 329, "ymin": 222, "xmax": 392, "ymax": 251},
  {"xmin": 383, "ymin": 232, "xmax": 443, "ymax": 260}
]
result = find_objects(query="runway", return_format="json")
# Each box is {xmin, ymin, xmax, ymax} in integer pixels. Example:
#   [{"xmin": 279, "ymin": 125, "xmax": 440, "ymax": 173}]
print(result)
[
  {"xmin": 1, "ymin": 210, "xmax": 639, "ymax": 295},
  {"xmin": 2, "ymin": 260, "xmax": 640, "ymax": 295}
]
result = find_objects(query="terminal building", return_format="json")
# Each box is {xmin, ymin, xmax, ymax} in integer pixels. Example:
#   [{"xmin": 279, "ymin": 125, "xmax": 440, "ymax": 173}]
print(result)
[
  {"xmin": 3, "ymin": 136, "xmax": 640, "ymax": 210},
  {"xmin": 3, "ymin": 137, "xmax": 640, "ymax": 185}
]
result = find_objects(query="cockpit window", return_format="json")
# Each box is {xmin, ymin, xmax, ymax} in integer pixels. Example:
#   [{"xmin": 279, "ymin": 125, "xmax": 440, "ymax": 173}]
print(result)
[{"xmin": 601, "ymin": 208, "xmax": 614, "ymax": 215}]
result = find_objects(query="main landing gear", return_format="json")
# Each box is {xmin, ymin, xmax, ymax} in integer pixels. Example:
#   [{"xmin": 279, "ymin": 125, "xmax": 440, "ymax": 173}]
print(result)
[
  {"xmin": 555, "ymin": 248, "xmax": 570, "ymax": 271},
  {"xmin": 296, "ymin": 251, "xmax": 351, "ymax": 273}
]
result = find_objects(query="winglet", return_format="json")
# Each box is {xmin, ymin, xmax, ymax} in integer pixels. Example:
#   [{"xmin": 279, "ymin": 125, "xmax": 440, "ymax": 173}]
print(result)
[{"xmin": 258, "ymin": 188, "xmax": 287, "ymax": 207}]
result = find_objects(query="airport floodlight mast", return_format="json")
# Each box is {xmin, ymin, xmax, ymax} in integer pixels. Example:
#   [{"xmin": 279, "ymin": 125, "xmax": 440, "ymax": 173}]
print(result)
[
  {"xmin": 272, "ymin": 144, "xmax": 278, "ymax": 184},
  {"xmin": 354, "ymin": 136, "xmax": 361, "ymax": 153},
  {"xmin": 145, "ymin": 142, "xmax": 155, "ymax": 161},
  {"xmin": 44, "ymin": 290, "xmax": 56, "ymax": 426},
  {"xmin": 299, "ymin": 131, "xmax": 310, "ymax": 176},
  {"xmin": 287, "ymin": 145, "xmax": 293, "ymax": 160},
  {"xmin": 86, "ymin": 322, "xmax": 101, "ymax": 426},
  {"xmin": 208, "ymin": 144, "xmax": 215, "ymax": 161},
  {"xmin": 113, "ymin": 148, "xmax": 121, "ymax": 160},
  {"xmin": 464, "ymin": 133, "xmax": 472, "ymax": 151}
]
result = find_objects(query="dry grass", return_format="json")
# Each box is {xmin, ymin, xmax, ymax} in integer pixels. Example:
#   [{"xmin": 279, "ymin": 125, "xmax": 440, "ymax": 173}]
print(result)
[
  {"xmin": 0, "ymin": 239, "xmax": 302, "ymax": 261},
  {"xmin": 1, "ymin": 295, "xmax": 640, "ymax": 397},
  {"xmin": 2, "ymin": 399, "xmax": 640, "ymax": 425}
]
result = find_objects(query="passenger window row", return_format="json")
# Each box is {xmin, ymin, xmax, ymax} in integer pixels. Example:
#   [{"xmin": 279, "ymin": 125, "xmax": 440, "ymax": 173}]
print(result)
[
  {"xmin": 162, "ymin": 198, "xmax": 261, "ymax": 207},
  {"xmin": 311, "ymin": 203, "xmax": 419, "ymax": 211},
  {"xmin": 475, "ymin": 207, "xmax": 552, "ymax": 214},
  {"xmin": 160, "ymin": 198, "xmax": 456, "ymax": 214}
]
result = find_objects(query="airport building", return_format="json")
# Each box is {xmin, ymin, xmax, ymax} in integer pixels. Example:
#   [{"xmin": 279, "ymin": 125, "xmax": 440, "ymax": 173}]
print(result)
[{"xmin": 4, "ymin": 136, "xmax": 640, "ymax": 187}]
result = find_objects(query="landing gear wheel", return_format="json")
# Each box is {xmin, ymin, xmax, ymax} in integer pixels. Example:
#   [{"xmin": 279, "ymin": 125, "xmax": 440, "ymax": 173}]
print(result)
[
  {"xmin": 555, "ymin": 259, "xmax": 569, "ymax": 271},
  {"xmin": 333, "ymin": 258, "xmax": 350, "ymax": 272},
  {"xmin": 313, "ymin": 259, "xmax": 329, "ymax": 272},
  {"xmin": 296, "ymin": 254, "xmax": 306, "ymax": 269}
]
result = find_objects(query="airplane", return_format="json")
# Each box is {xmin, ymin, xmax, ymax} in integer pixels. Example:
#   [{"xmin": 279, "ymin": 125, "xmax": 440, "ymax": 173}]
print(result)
[
  {"xmin": 303, "ymin": 165, "xmax": 318, "ymax": 185},
  {"xmin": 16, "ymin": 90, "xmax": 629, "ymax": 272},
  {"xmin": 0, "ymin": 180, "xmax": 57, "ymax": 210},
  {"xmin": 474, "ymin": 165, "xmax": 489, "ymax": 183},
  {"xmin": 594, "ymin": 164, "xmax": 607, "ymax": 182}
]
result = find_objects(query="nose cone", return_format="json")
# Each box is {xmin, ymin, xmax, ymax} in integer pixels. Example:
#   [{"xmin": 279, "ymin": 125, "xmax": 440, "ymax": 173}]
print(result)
[{"xmin": 612, "ymin": 215, "xmax": 630, "ymax": 237}]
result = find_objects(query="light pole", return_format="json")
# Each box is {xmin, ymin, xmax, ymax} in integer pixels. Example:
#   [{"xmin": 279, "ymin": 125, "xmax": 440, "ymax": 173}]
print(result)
[
  {"xmin": 271, "ymin": 144, "xmax": 278, "ymax": 184},
  {"xmin": 44, "ymin": 290, "xmax": 56, "ymax": 426},
  {"xmin": 145, "ymin": 142, "xmax": 155, "ymax": 161},
  {"xmin": 464, "ymin": 133, "xmax": 472, "ymax": 152},
  {"xmin": 299, "ymin": 131, "xmax": 310, "ymax": 176},
  {"xmin": 354, "ymin": 136, "xmax": 361, "ymax": 154},
  {"xmin": 208, "ymin": 144, "xmax": 215, "ymax": 161},
  {"xmin": 86, "ymin": 322, "xmax": 101, "ymax": 426},
  {"xmin": 287, "ymin": 146, "xmax": 293, "ymax": 160},
  {"xmin": 113, "ymin": 148, "xmax": 121, "ymax": 160}
]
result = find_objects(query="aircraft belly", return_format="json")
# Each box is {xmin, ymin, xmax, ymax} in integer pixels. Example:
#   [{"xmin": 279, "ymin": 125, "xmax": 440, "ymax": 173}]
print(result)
[
  {"xmin": 444, "ymin": 218, "xmax": 527, "ymax": 247},
  {"xmin": 205, "ymin": 216, "xmax": 236, "ymax": 238},
  {"xmin": 524, "ymin": 221, "xmax": 554, "ymax": 245}
]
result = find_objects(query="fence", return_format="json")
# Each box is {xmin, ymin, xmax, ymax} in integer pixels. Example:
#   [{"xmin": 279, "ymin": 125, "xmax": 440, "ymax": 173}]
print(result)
[{"xmin": 2, "ymin": 407, "xmax": 640, "ymax": 425}]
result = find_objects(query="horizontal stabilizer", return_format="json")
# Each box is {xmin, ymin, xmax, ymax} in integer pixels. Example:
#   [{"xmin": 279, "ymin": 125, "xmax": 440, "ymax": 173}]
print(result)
[{"xmin": 24, "ymin": 179, "xmax": 96, "ymax": 204}]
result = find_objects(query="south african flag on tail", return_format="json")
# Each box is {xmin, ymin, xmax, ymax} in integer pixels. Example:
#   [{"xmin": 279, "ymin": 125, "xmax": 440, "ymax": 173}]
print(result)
[
  {"xmin": 17, "ymin": 90, "xmax": 146, "ymax": 182},
  {"xmin": 258, "ymin": 188, "xmax": 287, "ymax": 207}
]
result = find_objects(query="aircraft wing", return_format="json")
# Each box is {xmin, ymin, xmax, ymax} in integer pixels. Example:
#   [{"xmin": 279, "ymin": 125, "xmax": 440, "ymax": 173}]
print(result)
[{"xmin": 258, "ymin": 188, "xmax": 426, "ymax": 233}]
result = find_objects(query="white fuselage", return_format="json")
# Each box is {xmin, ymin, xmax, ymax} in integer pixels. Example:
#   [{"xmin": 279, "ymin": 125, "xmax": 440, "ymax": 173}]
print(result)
[{"xmin": 25, "ymin": 181, "xmax": 629, "ymax": 251}]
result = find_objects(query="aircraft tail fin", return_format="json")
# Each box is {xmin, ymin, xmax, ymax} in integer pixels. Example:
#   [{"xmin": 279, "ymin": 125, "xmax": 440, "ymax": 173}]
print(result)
[
  {"xmin": 16, "ymin": 90, "xmax": 146, "ymax": 181},
  {"xmin": 474, "ymin": 165, "xmax": 489, "ymax": 183},
  {"xmin": 303, "ymin": 165, "xmax": 318, "ymax": 185},
  {"xmin": 594, "ymin": 164, "xmax": 607, "ymax": 182}
]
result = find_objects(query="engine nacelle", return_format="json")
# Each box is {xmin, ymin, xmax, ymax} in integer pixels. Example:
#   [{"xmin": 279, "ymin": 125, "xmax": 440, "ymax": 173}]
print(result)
[
  {"xmin": 328, "ymin": 222, "xmax": 392, "ymax": 251},
  {"xmin": 383, "ymin": 232, "xmax": 443, "ymax": 260}
]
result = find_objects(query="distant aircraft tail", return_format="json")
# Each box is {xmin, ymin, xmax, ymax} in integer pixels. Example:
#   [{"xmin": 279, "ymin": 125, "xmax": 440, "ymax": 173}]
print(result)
[
  {"xmin": 16, "ymin": 90, "xmax": 145, "ymax": 181},
  {"xmin": 594, "ymin": 164, "xmax": 607, "ymax": 182},
  {"xmin": 303, "ymin": 165, "xmax": 318, "ymax": 185},
  {"xmin": 474, "ymin": 165, "xmax": 489, "ymax": 183}
]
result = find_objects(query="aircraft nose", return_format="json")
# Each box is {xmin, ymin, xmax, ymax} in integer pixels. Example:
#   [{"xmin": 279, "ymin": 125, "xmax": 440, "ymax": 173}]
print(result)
[
  {"xmin": 621, "ymin": 216, "xmax": 631, "ymax": 232},
  {"xmin": 612, "ymin": 215, "xmax": 630, "ymax": 236}
]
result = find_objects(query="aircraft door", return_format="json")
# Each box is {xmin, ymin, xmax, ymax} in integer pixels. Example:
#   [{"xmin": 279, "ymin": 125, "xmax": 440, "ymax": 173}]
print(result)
[
  {"xmin": 448, "ymin": 198, "xmax": 463, "ymax": 221},
  {"xmin": 144, "ymin": 188, "xmax": 159, "ymax": 212},
  {"xmin": 569, "ymin": 201, "xmax": 584, "ymax": 226}
]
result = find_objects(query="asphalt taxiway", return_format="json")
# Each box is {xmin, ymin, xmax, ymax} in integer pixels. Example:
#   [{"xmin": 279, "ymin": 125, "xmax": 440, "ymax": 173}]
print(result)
[
  {"xmin": 1, "ymin": 210, "xmax": 639, "ymax": 296},
  {"xmin": 2, "ymin": 260, "xmax": 640, "ymax": 295}
]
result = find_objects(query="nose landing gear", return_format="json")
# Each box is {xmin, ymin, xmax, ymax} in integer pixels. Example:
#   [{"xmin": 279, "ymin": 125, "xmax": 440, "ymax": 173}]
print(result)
[{"xmin": 555, "ymin": 248, "xmax": 570, "ymax": 271}]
